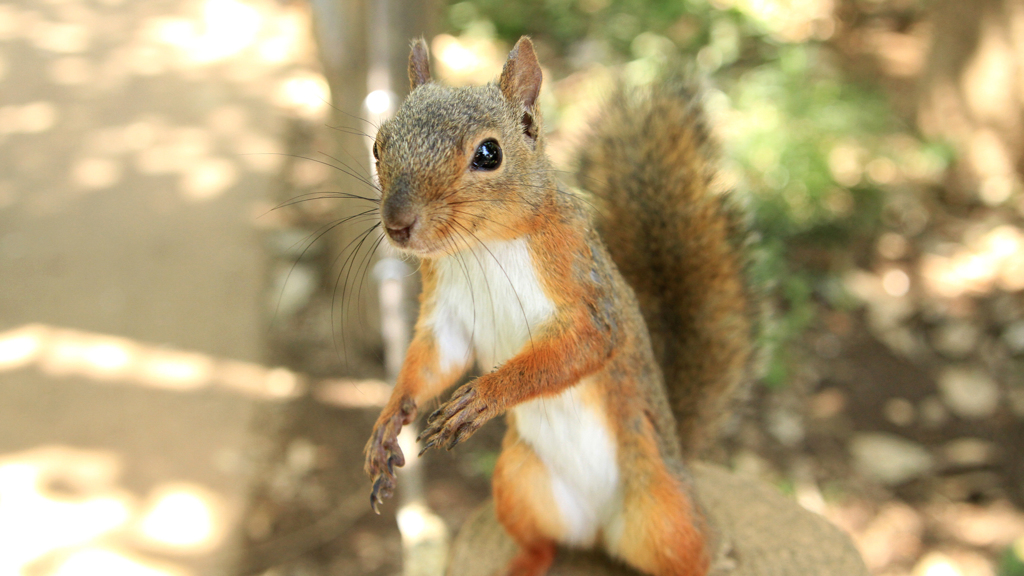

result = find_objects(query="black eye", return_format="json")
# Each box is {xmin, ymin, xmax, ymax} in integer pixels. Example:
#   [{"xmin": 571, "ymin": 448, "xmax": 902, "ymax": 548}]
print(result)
[
  {"xmin": 372, "ymin": 142, "xmax": 380, "ymax": 161},
  {"xmin": 471, "ymin": 139, "xmax": 502, "ymax": 171}
]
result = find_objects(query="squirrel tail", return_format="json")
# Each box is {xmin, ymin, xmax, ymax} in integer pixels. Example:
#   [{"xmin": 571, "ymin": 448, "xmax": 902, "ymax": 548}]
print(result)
[{"xmin": 577, "ymin": 79, "xmax": 755, "ymax": 456}]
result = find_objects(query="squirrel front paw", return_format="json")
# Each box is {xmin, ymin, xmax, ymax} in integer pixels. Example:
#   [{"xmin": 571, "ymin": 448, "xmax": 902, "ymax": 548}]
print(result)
[
  {"xmin": 365, "ymin": 397, "xmax": 416, "ymax": 513},
  {"xmin": 417, "ymin": 383, "xmax": 495, "ymax": 454}
]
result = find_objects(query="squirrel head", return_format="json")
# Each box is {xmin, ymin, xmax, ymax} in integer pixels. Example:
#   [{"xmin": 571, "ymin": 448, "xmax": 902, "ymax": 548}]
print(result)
[{"xmin": 374, "ymin": 37, "xmax": 549, "ymax": 257}]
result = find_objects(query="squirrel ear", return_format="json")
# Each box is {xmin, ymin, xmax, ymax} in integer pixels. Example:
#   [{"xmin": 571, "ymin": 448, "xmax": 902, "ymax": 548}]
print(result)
[
  {"xmin": 499, "ymin": 37, "xmax": 542, "ymax": 110},
  {"xmin": 408, "ymin": 37, "xmax": 432, "ymax": 90}
]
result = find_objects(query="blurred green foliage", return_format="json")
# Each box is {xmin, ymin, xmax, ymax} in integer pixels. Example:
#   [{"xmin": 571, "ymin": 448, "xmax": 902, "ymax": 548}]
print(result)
[
  {"xmin": 1001, "ymin": 545, "xmax": 1024, "ymax": 576},
  {"xmin": 724, "ymin": 45, "xmax": 897, "ymax": 385},
  {"xmin": 444, "ymin": 0, "xmax": 945, "ymax": 387},
  {"xmin": 448, "ymin": 0, "xmax": 706, "ymax": 57}
]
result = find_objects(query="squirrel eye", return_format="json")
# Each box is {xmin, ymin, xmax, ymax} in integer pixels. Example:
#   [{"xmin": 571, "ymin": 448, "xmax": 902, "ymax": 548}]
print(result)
[
  {"xmin": 372, "ymin": 142, "xmax": 380, "ymax": 161},
  {"xmin": 471, "ymin": 139, "xmax": 502, "ymax": 171}
]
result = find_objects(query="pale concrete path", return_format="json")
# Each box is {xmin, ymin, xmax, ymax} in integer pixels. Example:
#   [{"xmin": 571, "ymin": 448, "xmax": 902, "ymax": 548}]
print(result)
[{"xmin": 0, "ymin": 1, "xmax": 333, "ymax": 574}]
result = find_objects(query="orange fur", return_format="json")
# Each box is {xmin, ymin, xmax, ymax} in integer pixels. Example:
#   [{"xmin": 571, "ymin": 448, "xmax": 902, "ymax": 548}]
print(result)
[
  {"xmin": 608, "ymin": 415, "xmax": 709, "ymax": 575},
  {"xmin": 494, "ymin": 425, "xmax": 562, "ymax": 576}
]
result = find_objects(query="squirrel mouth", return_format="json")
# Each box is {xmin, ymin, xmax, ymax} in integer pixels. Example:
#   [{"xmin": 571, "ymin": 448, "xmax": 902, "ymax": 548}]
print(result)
[
  {"xmin": 381, "ymin": 213, "xmax": 482, "ymax": 258},
  {"xmin": 383, "ymin": 215, "xmax": 417, "ymax": 246}
]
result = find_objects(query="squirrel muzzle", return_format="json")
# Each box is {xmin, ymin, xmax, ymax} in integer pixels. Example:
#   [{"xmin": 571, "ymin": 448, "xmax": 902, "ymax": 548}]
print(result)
[{"xmin": 381, "ymin": 183, "xmax": 419, "ymax": 247}]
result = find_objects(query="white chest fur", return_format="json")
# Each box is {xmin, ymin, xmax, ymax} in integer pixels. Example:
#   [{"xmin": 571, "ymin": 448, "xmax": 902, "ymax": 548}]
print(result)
[
  {"xmin": 513, "ymin": 381, "xmax": 620, "ymax": 546},
  {"xmin": 432, "ymin": 239, "xmax": 620, "ymax": 546},
  {"xmin": 432, "ymin": 238, "xmax": 555, "ymax": 371}
]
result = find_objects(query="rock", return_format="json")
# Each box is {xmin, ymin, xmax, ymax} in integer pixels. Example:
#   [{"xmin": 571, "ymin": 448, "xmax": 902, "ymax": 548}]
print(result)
[
  {"xmin": 766, "ymin": 407, "xmax": 805, "ymax": 447},
  {"xmin": 883, "ymin": 397, "xmax": 916, "ymax": 427},
  {"xmin": 937, "ymin": 471, "xmax": 1004, "ymax": 503},
  {"xmin": 932, "ymin": 321, "xmax": 980, "ymax": 358},
  {"xmin": 927, "ymin": 500, "xmax": 1024, "ymax": 548},
  {"xmin": 912, "ymin": 550, "xmax": 996, "ymax": 576},
  {"xmin": 869, "ymin": 297, "xmax": 915, "ymax": 331},
  {"xmin": 1008, "ymin": 386, "xmax": 1024, "ymax": 418},
  {"xmin": 809, "ymin": 387, "xmax": 847, "ymax": 419},
  {"xmin": 448, "ymin": 463, "xmax": 872, "ymax": 576},
  {"xmin": 853, "ymin": 502, "xmax": 923, "ymax": 571},
  {"xmin": 731, "ymin": 449, "xmax": 776, "ymax": 479},
  {"xmin": 845, "ymin": 270, "xmax": 916, "ymax": 338},
  {"xmin": 937, "ymin": 367, "xmax": 1002, "ymax": 419},
  {"xmin": 878, "ymin": 326, "xmax": 926, "ymax": 359},
  {"xmin": 1004, "ymin": 320, "xmax": 1024, "ymax": 354},
  {"xmin": 814, "ymin": 333, "xmax": 842, "ymax": 359},
  {"xmin": 941, "ymin": 438, "xmax": 998, "ymax": 468},
  {"xmin": 850, "ymin": 432, "xmax": 934, "ymax": 485},
  {"xmin": 920, "ymin": 395, "xmax": 949, "ymax": 428}
]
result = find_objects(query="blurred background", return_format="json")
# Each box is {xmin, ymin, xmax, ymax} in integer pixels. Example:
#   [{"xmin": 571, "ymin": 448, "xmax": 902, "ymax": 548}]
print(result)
[{"xmin": 1, "ymin": 0, "xmax": 1024, "ymax": 575}]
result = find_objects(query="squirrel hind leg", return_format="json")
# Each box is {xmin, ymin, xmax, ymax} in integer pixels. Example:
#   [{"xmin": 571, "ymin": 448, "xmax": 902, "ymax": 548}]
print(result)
[
  {"xmin": 505, "ymin": 542, "xmax": 557, "ymax": 576},
  {"xmin": 604, "ymin": 462, "xmax": 711, "ymax": 576},
  {"xmin": 494, "ymin": 429, "xmax": 565, "ymax": 576}
]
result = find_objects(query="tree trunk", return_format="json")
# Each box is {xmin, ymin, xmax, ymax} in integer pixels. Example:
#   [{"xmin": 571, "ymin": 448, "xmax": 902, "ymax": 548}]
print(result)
[
  {"xmin": 306, "ymin": 0, "xmax": 438, "ymax": 376},
  {"xmin": 917, "ymin": 0, "xmax": 1024, "ymax": 205}
]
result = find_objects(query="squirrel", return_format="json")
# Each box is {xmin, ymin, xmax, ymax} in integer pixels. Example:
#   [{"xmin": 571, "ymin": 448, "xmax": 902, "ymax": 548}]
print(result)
[{"xmin": 363, "ymin": 36, "xmax": 753, "ymax": 576}]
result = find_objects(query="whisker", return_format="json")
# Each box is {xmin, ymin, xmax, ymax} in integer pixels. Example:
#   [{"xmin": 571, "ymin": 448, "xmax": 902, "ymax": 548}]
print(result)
[
  {"xmin": 353, "ymin": 229, "xmax": 387, "ymax": 328},
  {"xmin": 317, "ymin": 150, "xmax": 375, "ymax": 191},
  {"xmin": 318, "ymin": 98, "xmax": 380, "ymax": 131},
  {"xmin": 513, "ymin": 181, "xmax": 599, "ymax": 211},
  {"xmin": 448, "ymin": 208, "xmax": 520, "ymax": 235},
  {"xmin": 312, "ymin": 190, "xmax": 381, "ymax": 202},
  {"xmin": 437, "ymin": 216, "xmax": 479, "ymax": 358},
  {"xmin": 271, "ymin": 209, "xmax": 381, "ymax": 328},
  {"xmin": 330, "ymin": 222, "xmax": 382, "ymax": 362},
  {"xmin": 325, "ymin": 124, "xmax": 376, "ymax": 141},
  {"xmin": 250, "ymin": 152, "xmax": 381, "ymax": 193},
  {"xmin": 448, "ymin": 219, "xmax": 500, "ymax": 365},
  {"xmin": 450, "ymin": 219, "xmax": 535, "ymax": 352},
  {"xmin": 264, "ymin": 194, "xmax": 379, "ymax": 218}
]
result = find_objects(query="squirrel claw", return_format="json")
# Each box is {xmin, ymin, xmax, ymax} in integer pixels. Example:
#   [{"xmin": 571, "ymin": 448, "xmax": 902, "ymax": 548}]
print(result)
[
  {"xmin": 426, "ymin": 406, "xmax": 445, "ymax": 425},
  {"xmin": 417, "ymin": 437, "xmax": 436, "ymax": 457},
  {"xmin": 370, "ymin": 478, "xmax": 384, "ymax": 514},
  {"xmin": 365, "ymin": 403, "xmax": 413, "ymax": 512},
  {"xmin": 369, "ymin": 468, "xmax": 397, "ymax": 514},
  {"xmin": 417, "ymin": 384, "xmax": 492, "ymax": 454}
]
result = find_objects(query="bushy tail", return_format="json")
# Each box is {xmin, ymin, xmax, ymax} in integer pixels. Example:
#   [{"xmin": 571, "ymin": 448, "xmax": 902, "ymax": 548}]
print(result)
[{"xmin": 577, "ymin": 80, "xmax": 754, "ymax": 456}]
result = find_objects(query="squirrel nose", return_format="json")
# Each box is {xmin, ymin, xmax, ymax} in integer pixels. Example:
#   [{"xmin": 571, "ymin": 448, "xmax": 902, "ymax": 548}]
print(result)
[{"xmin": 385, "ymin": 214, "xmax": 417, "ymax": 244}]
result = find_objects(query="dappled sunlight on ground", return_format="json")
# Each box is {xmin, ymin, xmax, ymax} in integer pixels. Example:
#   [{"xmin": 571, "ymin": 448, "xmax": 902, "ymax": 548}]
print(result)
[
  {"xmin": 0, "ymin": 0, "xmax": 329, "ymax": 208},
  {"xmin": 136, "ymin": 483, "xmax": 227, "ymax": 554},
  {"xmin": 920, "ymin": 225, "xmax": 1024, "ymax": 298},
  {"xmin": 825, "ymin": 497, "xmax": 1024, "ymax": 576},
  {"xmin": 0, "ymin": 322, "xmax": 391, "ymax": 404},
  {"xmin": 852, "ymin": 225, "xmax": 1024, "ymax": 304},
  {"xmin": 0, "ymin": 319, "xmax": 299, "ymax": 397},
  {"xmin": 0, "ymin": 0, "xmax": 344, "ymax": 572},
  {"xmin": 51, "ymin": 548, "xmax": 191, "ymax": 576},
  {"xmin": 0, "ymin": 320, "xmax": 391, "ymax": 576},
  {"xmin": 0, "ymin": 323, "xmax": 301, "ymax": 398},
  {"xmin": 0, "ymin": 447, "xmax": 131, "ymax": 574},
  {"xmin": 0, "ymin": 445, "xmax": 225, "ymax": 576}
]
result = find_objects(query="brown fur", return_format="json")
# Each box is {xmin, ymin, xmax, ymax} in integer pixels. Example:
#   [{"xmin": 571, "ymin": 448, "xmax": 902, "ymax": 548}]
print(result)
[
  {"xmin": 578, "ymin": 83, "xmax": 753, "ymax": 455},
  {"xmin": 408, "ymin": 37, "xmax": 432, "ymax": 90},
  {"xmin": 365, "ymin": 37, "xmax": 751, "ymax": 576}
]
